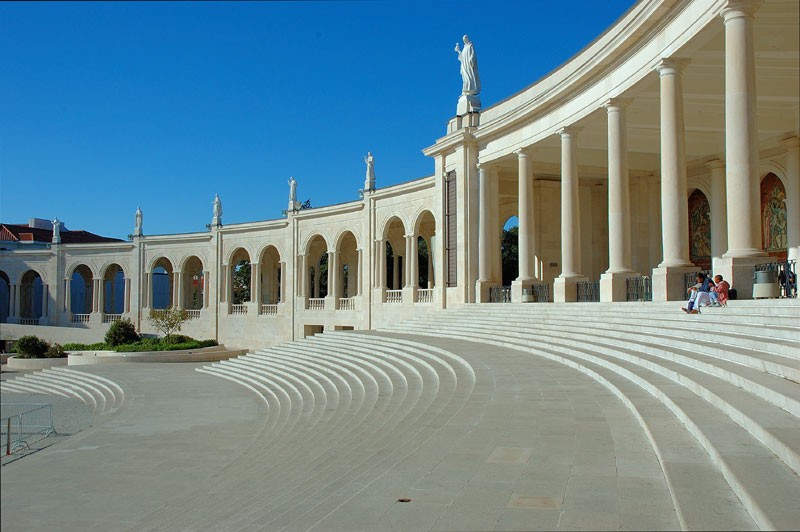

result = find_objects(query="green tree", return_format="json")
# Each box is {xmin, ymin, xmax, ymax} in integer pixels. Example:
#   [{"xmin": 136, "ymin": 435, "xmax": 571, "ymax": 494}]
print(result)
[
  {"xmin": 148, "ymin": 307, "xmax": 189, "ymax": 341},
  {"xmin": 232, "ymin": 260, "xmax": 251, "ymax": 304},
  {"xmin": 501, "ymin": 226, "xmax": 519, "ymax": 286}
]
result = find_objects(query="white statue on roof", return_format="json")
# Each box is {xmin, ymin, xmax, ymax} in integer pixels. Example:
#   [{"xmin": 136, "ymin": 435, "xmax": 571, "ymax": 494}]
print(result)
[
  {"xmin": 134, "ymin": 207, "xmax": 143, "ymax": 237},
  {"xmin": 364, "ymin": 152, "xmax": 375, "ymax": 191},
  {"xmin": 212, "ymin": 194, "xmax": 222, "ymax": 226},
  {"xmin": 454, "ymin": 34, "xmax": 482, "ymax": 114}
]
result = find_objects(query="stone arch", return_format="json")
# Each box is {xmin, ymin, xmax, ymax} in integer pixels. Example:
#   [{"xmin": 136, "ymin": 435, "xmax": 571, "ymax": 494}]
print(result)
[
  {"xmin": 229, "ymin": 248, "xmax": 252, "ymax": 305},
  {"xmin": 66, "ymin": 262, "xmax": 97, "ymax": 279},
  {"xmin": 19, "ymin": 269, "xmax": 43, "ymax": 321},
  {"xmin": 761, "ymin": 173, "xmax": 788, "ymax": 260},
  {"xmin": 304, "ymin": 235, "xmax": 329, "ymax": 298},
  {"xmin": 258, "ymin": 245, "xmax": 282, "ymax": 305},
  {"xmin": 69, "ymin": 264, "xmax": 94, "ymax": 315},
  {"xmin": 182, "ymin": 255, "xmax": 205, "ymax": 310},
  {"xmin": 102, "ymin": 264, "xmax": 126, "ymax": 315},
  {"xmin": 150, "ymin": 257, "xmax": 174, "ymax": 309},
  {"xmin": 0, "ymin": 270, "xmax": 9, "ymax": 323},
  {"xmin": 334, "ymin": 230, "xmax": 359, "ymax": 298},
  {"xmin": 382, "ymin": 217, "xmax": 407, "ymax": 290},
  {"xmin": 688, "ymin": 189, "xmax": 712, "ymax": 270}
]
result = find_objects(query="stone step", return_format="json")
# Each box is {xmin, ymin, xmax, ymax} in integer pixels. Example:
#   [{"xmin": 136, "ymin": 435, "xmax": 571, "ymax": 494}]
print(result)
[{"xmin": 389, "ymin": 326, "xmax": 800, "ymax": 530}]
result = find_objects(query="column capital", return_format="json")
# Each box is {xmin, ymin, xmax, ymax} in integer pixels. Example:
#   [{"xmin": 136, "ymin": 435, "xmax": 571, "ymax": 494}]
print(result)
[
  {"xmin": 604, "ymin": 98, "xmax": 633, "ymax": 111},
  {"xmin": 780, "ymin": 136, "xmax": 800, "ymax": 149},
  {"xmin": 721, "ymin": 0, "xmax": 762, "ymax": 22},
  {"xmin": 557, "ymin": 126, "xmax": 582, "ymax": 138},
  {"xmin": 513, "ymin": 148, "xmax": 529, "ymax": 159},
  {"xmin": 705, "ymin": 159, "xmax": 725, "ymax": 170},
  {"xmin": 655, "ymin": 58, "xmax": 690, "ymax": 76}
]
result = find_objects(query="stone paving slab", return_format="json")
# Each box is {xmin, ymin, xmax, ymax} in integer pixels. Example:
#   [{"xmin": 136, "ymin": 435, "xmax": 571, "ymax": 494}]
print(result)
[{"xmin": 1, "ymin": 337, "xmax": 690, "ymax": 531}]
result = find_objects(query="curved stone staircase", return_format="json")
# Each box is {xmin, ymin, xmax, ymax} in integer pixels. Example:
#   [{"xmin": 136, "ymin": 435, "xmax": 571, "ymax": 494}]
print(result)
[
  {"xmin": 382, "ymin": 300, "xmax": 800, "ymax": 531},
  {"xmin": 1, "ymin": 367, "xmax": 125, "ymax": 416}
]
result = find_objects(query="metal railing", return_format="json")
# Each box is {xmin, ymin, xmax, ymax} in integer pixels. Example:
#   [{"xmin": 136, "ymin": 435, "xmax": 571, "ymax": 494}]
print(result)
[
  {"xmin": 18, "ymin": 318, "xmax": 39, "ymax": 326},
  {"xmin": 230, "ymin": 304, "xmax": 248, "ymax": 315},
  {"xmin": 684, "ymin": 270, "xmax": 711, "ymax": 289},
  {"xmin": 186, "ymin": 309, "xmax": 201, "ymax": 319},
  {"xmin": 307, "ymin": 298, "xmax": 325, "ymax": 310},
  {"xmin": 626, "ymin": 276, "xmax": 653, "ymax": 302},
  {"xmin": 102, "ymin": 314, "xmax": 122, "ymax": 323},
  {"xmin": 337, "ymin": 298, "xmax": 355, "ymax": 311},
  {"xmin": 523, "ymin": 283, "xmax": 551, "ymax": 303},
  {"xmin": 385, "ymin": 290, "xmax": 403, "ymax": 304},
  {"xmin": 576, "ymin": 280, "xmax": 600, "ymax": 302},
  {"xmin": 417, "ymin": 288, "xmax": 434, "ymax": 303},
  {"xmin": 260, "ymin": 304, "xmax": 278, "ymax": 316},
  {"xmin": 755, "ymin": 259, "xmax": 797, "ymax": 298},
  {"xmin": 2, "ymin": 403, "xmax": 56, "ymax": 455},
  {"xmin": 71, "ymin": 313, "xmax": 90, "ymax": 324},
  {"xmin": 489, "ymin": 286, "xmax": 512, "ymax": 303}
]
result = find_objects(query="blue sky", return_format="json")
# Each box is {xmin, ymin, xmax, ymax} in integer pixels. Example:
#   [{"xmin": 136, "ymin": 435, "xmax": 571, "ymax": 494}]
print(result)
[{"xmin": 0, "ymin": 0, "xmax": 634, "ymax": 239}]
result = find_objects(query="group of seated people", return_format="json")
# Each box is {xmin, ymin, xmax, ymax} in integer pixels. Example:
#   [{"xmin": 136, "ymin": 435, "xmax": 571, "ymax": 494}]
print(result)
[{"xmin": 682, "ymin": 272, "xmax": 730, "ymax": 314}]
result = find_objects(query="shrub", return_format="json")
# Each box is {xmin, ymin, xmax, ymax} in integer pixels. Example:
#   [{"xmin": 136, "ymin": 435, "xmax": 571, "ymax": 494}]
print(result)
[
  {"xmin": 15, "ymin": 335, "xmax": 49, "ymax": 359},
  {"xmin": 148, "ymin": 307, "xmax": 189, "ymax": 340},
  {"xmin": 105, "ymin": 318, "xmax": 140, "ymax": 347},
  {"xmin": 45, "ymin": 343, "xmax": 67, "ymax": 358},
  {"xmin": 62, "ymin": 342, "xmax": 108, "ymax": 351}
]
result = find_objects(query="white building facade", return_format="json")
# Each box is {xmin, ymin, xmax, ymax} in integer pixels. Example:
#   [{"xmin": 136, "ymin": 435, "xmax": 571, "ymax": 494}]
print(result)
[{"xmin": 1, "ymin": 0, "xmax": 798, "ymax": 349}]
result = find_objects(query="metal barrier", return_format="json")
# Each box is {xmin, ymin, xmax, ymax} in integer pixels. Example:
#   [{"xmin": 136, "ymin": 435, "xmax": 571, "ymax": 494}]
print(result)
[
  {"xmin": 385, "ymin": 290, "xmax": 403, "ymax": 304},
  {"xmin": 489, "ymin": 286, "xmax": 512, "ymax": 303},
  {"xmin": 417, "ymin": 288, "xmax": 434, "ymax": 303},
  {"xmin": 1, "ymin": 403, "xmax": 56, "ymax": 455},
  {"xmin": 755, "ymin": 259, "xmax": 797, "ymax": 298},
  {"xmin": 626, "ymin": 276, "xmax": 653, "ymax": 301},
  {"xmin": 576, "ymin": 281, "xmax": 600, "ymax": 302},
  {"xmin": 522, "ymin": 283, "xmax": 551, "ymax": 303},
  {"xmin": 684, "ymin": 270, "xmax": 711, "ymax": 289}
]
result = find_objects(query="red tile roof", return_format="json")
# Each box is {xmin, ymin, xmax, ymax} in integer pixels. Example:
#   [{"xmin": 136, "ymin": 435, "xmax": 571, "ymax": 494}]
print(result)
[{"xmin": 0, "ymin": 223, "xmax": 124, "ymax": 244}]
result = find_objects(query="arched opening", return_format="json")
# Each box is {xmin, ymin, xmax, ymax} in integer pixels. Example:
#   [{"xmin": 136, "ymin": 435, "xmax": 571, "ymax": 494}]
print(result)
[
  {"xmin": 103, "ymin": 264, "xmax": 125, "ymax": 315},
  {"xmin": 151, "ymin": 258, "xmax": 173, "ymax": 309},
  {"xmin": 0, "ymin": 270, "xmax": 9, "ymax": 323},
  {"xmin": 70, "ymin": 265, "xmax": 93, "ymax": 315},
  {"xmin": 383, "ymin": 217, "xmax": 406, "ymax": 290},
  {"xmin": 688, "ymin": 189, "xmax": 711, "ymax": 270},
  {"xmin": 183, "ymin": 256, "xmax": 205, "ymax": 310},
  {"xmin": 761, "ymin": 173, "xmax": 788, "ymax": 261},
  {"xmin": 414, "ymin": 211, "xmax": 437, "ymax": 289},
  {"xmin": 229, "ymin": 249, "xmax": 252, "ymax": 305},
  {"xmin": 304, "ymin": 236, "xmax": 328, "ymax": 299},
  {"xmin": 20, "ymin": 270, "xmax": 43, "ymax": 321},
  {"xmin": 259, "ymin": 247, "xmax": 282, "ymax": 304},
  {"xmin": 335, "ymin": 232, "xmax": 358, "ymax": 298},
  {"xmin": 502, "ymin": 216, "xmax": 519, "ymax": 286}
]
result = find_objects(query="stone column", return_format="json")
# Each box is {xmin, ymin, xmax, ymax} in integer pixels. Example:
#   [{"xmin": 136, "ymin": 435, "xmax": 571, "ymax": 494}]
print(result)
[
  {"xmin": 250, "ymin": 263, "xmax": 259, "ymax": 304},
  {"xmin": 313, "ymin": 266, "xmax": 320, "ymax": 298},
  {"xmin": 554, "ymin": 127, "xmax": 586, "ymax": 302},
  {"xmin": 328, "ymin": 251, "xmax": 339, "ymax": 302},
  {"xmin": 392, "ymin": 255, "xmax": 400, "ymax": 290},
  {"xmin": 356, "ymin": 249, "xmax": 363, "ymax": 296},
  {"xmin": 64, "ymin": 278, "xmax": 72, "ymax": 315},
  {"xmin": 476, "ymin": 164, "xmax": 498, "ymax": 302},
  {"xmin": 41, "ymin": 284, "xmax": 49, "ymax": 320},
  {"xmin": 516, "ymin": 151, "xmax": 535, "ymax": 282},
  {"xmin": 652, "ymin": 59, "xmax": 697, "ymax": 301},
  {"xmin": 708, "ymin": 160, "xmax": 728, "ymax": 268},
  {"xmin": 173, "ymin": 271, "xmax": 183, "ymax": 309},
  {"xmin": 722, "ymin": 2, "xmax": 763, "ymax": 258},
  {"xmin": 299, "ymin": 255, "xmax": 308, "ymax": 298},
  {"xmin": 10, "ymin": 283, "xmax": 19, "ymax": 322},
  {"xmin": 378, "ymin": 239, "xmax": 387, "ymax": 288},
  {"xmin": 601, "ymin": 99, "xmax": 638, "ymax": 301},
  {"xmin": 783, "ymin": 138, "xmax": 800, "ymax": 262},
  {"xmin": 427, "ymin": 239, "xmax": 434, "ymax": 288},
  {"xmin": 124, "ymin": 278, "xmax": 131, "ymax": 313}
]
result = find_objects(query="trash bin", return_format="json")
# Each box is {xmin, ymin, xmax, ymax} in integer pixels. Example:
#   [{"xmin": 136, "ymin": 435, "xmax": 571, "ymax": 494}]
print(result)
[{"xmin": 754, "ymin": 270, "xmax": 777, "ymax": 285}]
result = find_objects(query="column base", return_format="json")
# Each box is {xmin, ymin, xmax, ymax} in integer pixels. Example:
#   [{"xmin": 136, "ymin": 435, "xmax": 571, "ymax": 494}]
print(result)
[
  {"xmin": 476, "ymin": 280, "xmax": 498, "ymax": 303},
  {"xmin": 402, "ymin": 286, "xmax": 416, "ymax": 305},
  {"xmin": 652, "ymin": 265, "xmax": 699, "ymax": 302},
  {"xmin": 713, "ymin": 256, "xmax": 770, "ymax": 300},
  {"xmin": 554, "ymin": 276, "xmax": 587, "ymax": 303},
  {"xmin": 600, "ymin": 271, "xmax": 640, "ymax": 302},
  {"xmin": 511, "ymin": 279, "xmax": 534, "ymax": 303}
]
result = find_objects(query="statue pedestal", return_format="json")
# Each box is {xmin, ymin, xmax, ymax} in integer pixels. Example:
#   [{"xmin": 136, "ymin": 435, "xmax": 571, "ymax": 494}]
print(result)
[{"xmin": 457, "ymin": 94, "xmax": 481, "ymax": 116}]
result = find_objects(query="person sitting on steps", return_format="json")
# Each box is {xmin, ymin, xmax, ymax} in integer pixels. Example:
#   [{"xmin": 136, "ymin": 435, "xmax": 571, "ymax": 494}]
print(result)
[
  {"xmin": 682, "ymin": 272, "xmax": 714, "ymax": 314},
  {"xmin": 710, "ymin": 274, "xmax": 730, "ymax": 307}
]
